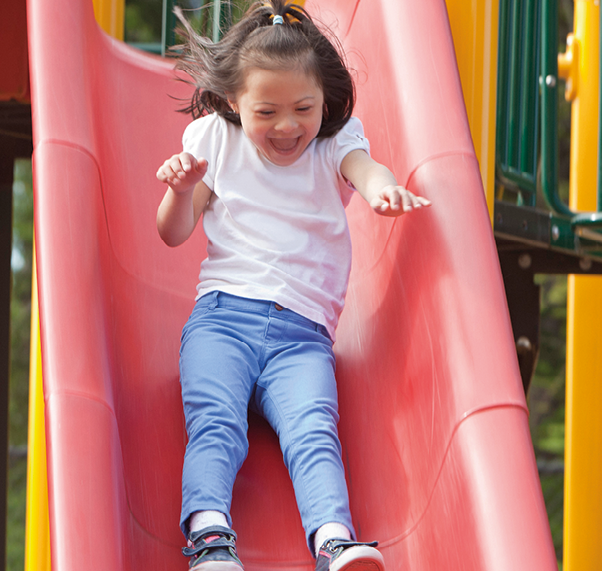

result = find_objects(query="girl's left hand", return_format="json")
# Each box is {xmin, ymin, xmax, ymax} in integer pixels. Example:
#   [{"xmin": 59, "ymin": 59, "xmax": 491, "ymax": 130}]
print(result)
[{"xmin": 370, "ymin": 185, "xmax": 431, "ymax": 216}]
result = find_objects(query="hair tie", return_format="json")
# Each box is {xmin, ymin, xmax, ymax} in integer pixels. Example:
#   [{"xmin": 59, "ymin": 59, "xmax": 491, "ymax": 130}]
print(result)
[{"xmin": 272, "ymin": 14, "xmax": 284, "ymax": 25}]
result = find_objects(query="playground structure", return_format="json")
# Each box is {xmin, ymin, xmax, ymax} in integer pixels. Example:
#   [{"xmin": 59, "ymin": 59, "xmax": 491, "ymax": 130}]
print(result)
[{"xmin": 0, "ymin": 0, "xmax": 601, "ymax": 569}]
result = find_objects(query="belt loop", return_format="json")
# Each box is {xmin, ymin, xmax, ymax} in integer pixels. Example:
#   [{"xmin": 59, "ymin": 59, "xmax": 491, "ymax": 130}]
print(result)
[{"xmin": 209, "ymin": 291, "xmax": 220, "ymax": 310}]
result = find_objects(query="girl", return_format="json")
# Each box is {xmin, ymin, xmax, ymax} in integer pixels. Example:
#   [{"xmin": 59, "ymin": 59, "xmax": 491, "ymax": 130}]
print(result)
[{"xmin": 156, "ymin": 2, "xmax": 430, "ymax": 570}]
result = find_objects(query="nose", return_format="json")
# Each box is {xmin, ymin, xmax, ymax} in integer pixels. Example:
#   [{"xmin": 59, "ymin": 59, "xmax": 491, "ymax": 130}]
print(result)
[{"xmin": 275, "ymin": 113, "xmax": 298, "ymax": 133}]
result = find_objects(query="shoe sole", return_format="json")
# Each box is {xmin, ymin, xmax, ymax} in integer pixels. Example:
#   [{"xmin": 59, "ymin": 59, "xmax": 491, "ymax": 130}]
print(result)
[
  {"xmin": 190, "ymin": 562, "xmax": 244, "ymax": 571},
  {"xmin": 330, "ymin": 545, "xmax": 385, "ymax": 571}
]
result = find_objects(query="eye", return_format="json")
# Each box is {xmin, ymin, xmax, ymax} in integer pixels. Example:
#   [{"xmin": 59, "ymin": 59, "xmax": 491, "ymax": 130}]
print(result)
[
  {"xmin": 297, "ymin": 106, "xmax": 312, "ymax": 113},
  {"xmin": 257, "ymin": 110, "xmax": 274, "ymax": 117}
]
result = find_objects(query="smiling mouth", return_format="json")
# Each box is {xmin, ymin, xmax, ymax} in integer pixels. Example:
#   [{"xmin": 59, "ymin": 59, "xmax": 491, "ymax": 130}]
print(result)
[{"xmin": 269, "ymin": 137, "xmax": 300, "ymax": 154}]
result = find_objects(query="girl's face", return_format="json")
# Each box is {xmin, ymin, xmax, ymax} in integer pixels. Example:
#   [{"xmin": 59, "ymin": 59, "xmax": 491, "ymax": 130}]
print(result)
[{"xmin": 230, "ymin": 67, "xmax": 324, "ymax": 167}]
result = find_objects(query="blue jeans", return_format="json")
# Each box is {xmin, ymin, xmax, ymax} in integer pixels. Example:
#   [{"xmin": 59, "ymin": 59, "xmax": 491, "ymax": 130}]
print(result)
[{"xmin": 179, "ymin": 292, "xmax": 354, "ymax": 550}]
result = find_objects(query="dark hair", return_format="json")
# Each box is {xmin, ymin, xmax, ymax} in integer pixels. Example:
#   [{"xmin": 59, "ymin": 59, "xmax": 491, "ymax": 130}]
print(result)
[{"xmin": 174, "ymin": 0, "xmax": 355, "ymax": 138}]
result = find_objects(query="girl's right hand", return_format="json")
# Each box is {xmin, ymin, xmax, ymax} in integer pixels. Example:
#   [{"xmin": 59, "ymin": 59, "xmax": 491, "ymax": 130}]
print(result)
[{"xmin": 156, "ymin": 152, "xmax": 208, "ymax": 194}]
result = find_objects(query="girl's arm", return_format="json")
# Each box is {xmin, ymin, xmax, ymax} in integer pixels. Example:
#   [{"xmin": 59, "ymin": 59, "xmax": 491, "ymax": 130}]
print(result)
[
  {"xmin": 156, "ymin": 152, "xmax": 212, "ymax": 247},
  {"xmin": 340, "ymin": 149, "xmax": 431, "ymax": 216}
]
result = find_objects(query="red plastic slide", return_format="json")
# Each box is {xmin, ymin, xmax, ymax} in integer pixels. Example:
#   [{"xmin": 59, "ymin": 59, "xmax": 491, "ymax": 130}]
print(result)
[{"xmin": 27, "ymin": 0, "xmax": 558, "ymax": 569}]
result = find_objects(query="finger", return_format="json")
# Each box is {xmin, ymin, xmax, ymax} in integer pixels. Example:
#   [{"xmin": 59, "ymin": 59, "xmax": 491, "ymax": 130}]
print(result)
[
  {"xmin": 159, "ymin": 165, "xmax": 177, "ymax": 182},
  {"xmin": 179, "ymin": 154, "xmax": 194, "ymax": 173},
  {"xmin": 156, "ymin": 160, "xmax": 173, "ymax": 181},
  {"xmin": 386, "ymin": 189, "xmax": 401, "ymax": 211},
  {"xmin": 370, "ymin": 196, "xmax": 390, "ymax": 212},
  {"xmin": 400, "ymin": 190, "xmax": 414, "ymax": 212},
  {"xmin": 166, "ymin": 166, "xmax": 189, "ymax": 187},
  {"xmin": 410, "ymin": 195, "xmax": 431, "ymax": 209},
  {"xmin": 170, "ymin": 156, "xmax": 190, "ymax": 176}
]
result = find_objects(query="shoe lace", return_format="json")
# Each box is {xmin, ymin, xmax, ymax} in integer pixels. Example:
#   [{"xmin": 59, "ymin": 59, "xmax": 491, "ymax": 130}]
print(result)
[
  {"xmin": 182, "ymin": 526, "xmax": 238, "ymax": 558},
  {"xmin": 323, "ymin": 538, "xmax": 379, "ymax": 557}
]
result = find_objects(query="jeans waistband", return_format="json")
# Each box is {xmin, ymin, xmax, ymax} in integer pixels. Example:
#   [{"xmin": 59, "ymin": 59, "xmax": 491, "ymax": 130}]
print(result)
[{"xmin": 199, "ymin": 291, "xmax": 330, "ymax": 338}]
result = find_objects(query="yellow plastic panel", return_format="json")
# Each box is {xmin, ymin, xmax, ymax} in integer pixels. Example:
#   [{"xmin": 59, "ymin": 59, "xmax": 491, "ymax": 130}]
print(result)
[
  {"xmin": 24, "ymin": 251, "xmax": 51, "ymax": 571},
  {"xmin": 444, "ymin": 0, "xmax": 500, "ymax": 220},
  {"xmin": 564, "ymin": 2, "xmax": 602, "ymax": 570},
  {"xmin": 92, "ymin": 0, "xmax": 124, "ymax": 40}
]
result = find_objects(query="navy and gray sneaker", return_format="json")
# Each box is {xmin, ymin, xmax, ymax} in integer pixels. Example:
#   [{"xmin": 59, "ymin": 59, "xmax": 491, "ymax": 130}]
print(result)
[
  {"xmin": 182, "ymin": 526, "xmax": 244, "ymax": 571},
  {"xmin": 315, "ymin": 538, "xmax": 385, "ymax": 571}
]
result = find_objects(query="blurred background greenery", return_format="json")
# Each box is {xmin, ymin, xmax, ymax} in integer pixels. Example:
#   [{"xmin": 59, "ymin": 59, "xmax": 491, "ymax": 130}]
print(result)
[
  {"xmin": 8, "ymin": 159, "xmax": 32, "ymax": 571},
  {"xmin": 7, "ymin": 0, "xmax": 575, "ymax": 570}
]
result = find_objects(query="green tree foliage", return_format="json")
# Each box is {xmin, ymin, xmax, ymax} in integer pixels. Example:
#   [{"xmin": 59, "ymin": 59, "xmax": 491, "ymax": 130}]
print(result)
[
  {"xmin": 125, "ymin": 1, "xmax": 253, "ymax": 46},
  {"xmin": 529, "ymin": 274, "xmax": 567, "ymax": 563},
  {"xmin": 8, "ymin": 159, "xmax": 33, "ymax": 571},
  {"xmin": 125, "ymin": 0, "xmax": 162, "ymax": 43},
  {"xmin": 10, "ymin": 160, "xmax": 33, "ymax": 447}
]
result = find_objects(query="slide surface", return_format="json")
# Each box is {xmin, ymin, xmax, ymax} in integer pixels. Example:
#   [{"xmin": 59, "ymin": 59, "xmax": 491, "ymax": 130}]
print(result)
[{"xmin": 27, "ymin": 0, "xmax": 558, "ymax": 569}]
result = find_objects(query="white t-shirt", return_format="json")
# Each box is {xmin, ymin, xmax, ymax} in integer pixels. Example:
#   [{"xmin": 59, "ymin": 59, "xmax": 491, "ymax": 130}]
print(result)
[{"xmin": 182, "ymin": 113, "xmax": 370, "ymax": 340}]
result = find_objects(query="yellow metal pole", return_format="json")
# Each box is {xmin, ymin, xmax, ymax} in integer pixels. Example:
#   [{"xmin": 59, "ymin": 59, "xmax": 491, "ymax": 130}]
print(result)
[
  {"xmin": 561, "ymin": 1, "xmax": 602, "ymax": 570},
  {"xmin": 24, "ymin": 249, "xmax": 51, "ymax": 571},
  {"xmin": 444, "ymin": 0, "xmax": 500, "ymax": 222}
]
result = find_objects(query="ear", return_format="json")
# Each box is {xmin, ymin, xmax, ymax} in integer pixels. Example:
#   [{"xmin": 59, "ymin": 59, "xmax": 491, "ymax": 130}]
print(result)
[{"xmin": 226, "ymin": 94, "xmax": 239, "ymax": 114}]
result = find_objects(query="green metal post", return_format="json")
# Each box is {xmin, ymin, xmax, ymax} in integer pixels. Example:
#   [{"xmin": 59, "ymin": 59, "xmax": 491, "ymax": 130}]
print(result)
[
  {"xmin": 540, "ymin": 0, "xmax": 573, "ymax": 217},
  {"xmin": 496, "ymin": 0, "xmax": 510, "ymax": 169},
  {"xmin": 162, "ymin": 0, "xmax": 177, "ymax": 56},
  {"xmin": 508, "ymin": 0, "xmax": 522, "ymax": 174},
  {"xmin": 519, "ymin": 0, "xmax": 538, "ymax": 203}
]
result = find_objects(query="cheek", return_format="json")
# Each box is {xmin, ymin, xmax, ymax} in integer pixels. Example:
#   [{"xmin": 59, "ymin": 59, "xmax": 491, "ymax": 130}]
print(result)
[
  {"xmin": 310, "ymin": 112, "xmax": 323, "ymax": 137},
  {"xmin": 240, "ymin": 119, "xmax": 268, "ymax": 148}
]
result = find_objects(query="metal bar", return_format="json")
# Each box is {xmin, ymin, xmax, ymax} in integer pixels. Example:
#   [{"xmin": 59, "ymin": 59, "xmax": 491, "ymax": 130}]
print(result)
[
  {"xmin": 571, "ymin": 211, "xmax": 602, "ymax": 227},
  {"xmin": 508, "ymin": 0, "xmax": 522, "ymax": 172},
  {"xmin": 532, "ymin": 0, "xmax": 542, "ymax": 189},
  {"xmin": 161, "ymin": 0, "xmax": 176, "ymax": 57},
  {"xmin": 129, "ymin": 42, "xmax": 162, "ymax": 54},
  {"xmin": 541, "ymin": 0, "xmax": 602, "ymax": 230},
  {"xmin": 219, "ymin": 0, "xmax": 232, "ymax": 39},
  {"xmin": 576, "ymin": 226, "xmax": 602, "ymax": 242},
  {"xmin": 498, "ymin": 167, "xmax": 537, "ymax": 195},
  {"xmin": 496, "ymin": 0, "xmax": 511, "ymax": 171},
  {"xmin": 518, "ymin": 0, "xmax": 538, "ymax": 204},
  {"xmin": 496, "ymin": 0, "xmax": 540, "ymax": 204},
  {"xmin": 212, "ymin": 0, "xmax": 221, "ymax": 42},
  {"xmin": 519, "ymin": 0, "xmax": 531, "ymax": 174},
  {"xmin": 540, "ymin": 0, "xmax": 573, "ymax": 217}
]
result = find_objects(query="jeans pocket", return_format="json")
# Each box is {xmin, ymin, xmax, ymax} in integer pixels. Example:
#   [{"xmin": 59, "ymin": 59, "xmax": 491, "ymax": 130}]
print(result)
[{"xmin": 180, "ymin": 297, "xmax": 215, "ymax": 347}]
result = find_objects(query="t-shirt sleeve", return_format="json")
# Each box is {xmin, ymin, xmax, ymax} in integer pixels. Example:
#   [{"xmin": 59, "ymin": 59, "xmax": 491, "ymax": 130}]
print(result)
[
  {"xmin": 331, "ymin": 116, "xmax": 371, "ymax": 173},
  {"xmin": 182, "ymin": 113, "xmax": 223, "ymax": 190},
  {"xmin": 329, "ymin": 117, "xmax": 370, "ymax": 202}
]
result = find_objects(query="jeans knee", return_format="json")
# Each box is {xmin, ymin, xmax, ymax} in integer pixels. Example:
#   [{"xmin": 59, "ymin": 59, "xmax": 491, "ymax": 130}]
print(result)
[{"xmin": 281, "ymin": 415, "xmax": 342, "ymax": 472}]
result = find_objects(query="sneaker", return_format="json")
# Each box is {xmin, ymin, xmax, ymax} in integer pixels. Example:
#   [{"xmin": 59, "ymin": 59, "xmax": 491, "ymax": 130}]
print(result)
[
  {"xmin": 182, "ymin": 526, "xmax": 244, "ymax": 571},
  {"xmin": 315, "ymin": 538, "xmax": 385, "ymax": 571}
]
